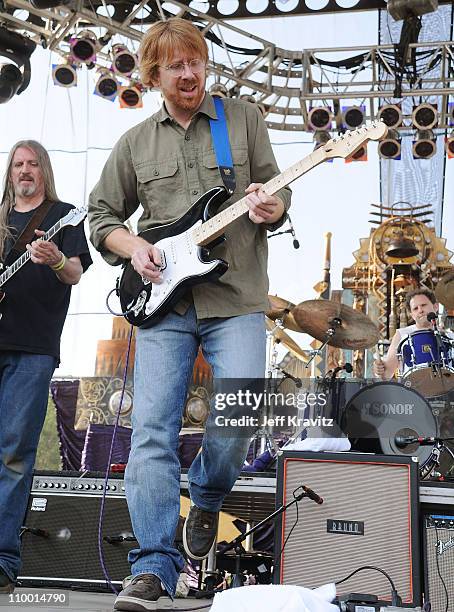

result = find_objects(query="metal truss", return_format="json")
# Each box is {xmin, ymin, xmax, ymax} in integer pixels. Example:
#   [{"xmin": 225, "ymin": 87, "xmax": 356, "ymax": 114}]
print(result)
[{"xmin": 1, "ymin": 0, "xmax": 453, "ymax": 130}]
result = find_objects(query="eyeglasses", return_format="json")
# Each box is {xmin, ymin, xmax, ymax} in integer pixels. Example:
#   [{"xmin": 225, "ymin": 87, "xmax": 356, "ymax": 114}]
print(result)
[{"xmin": 162, "ymin": 59, "xmax": 206, "ymax": 77}]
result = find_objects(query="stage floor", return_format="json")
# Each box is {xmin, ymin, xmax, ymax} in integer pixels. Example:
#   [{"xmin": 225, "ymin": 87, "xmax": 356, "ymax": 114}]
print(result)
[{"xmin": 1, "ymin": 587, "xmax": 214, "ymax": 611}]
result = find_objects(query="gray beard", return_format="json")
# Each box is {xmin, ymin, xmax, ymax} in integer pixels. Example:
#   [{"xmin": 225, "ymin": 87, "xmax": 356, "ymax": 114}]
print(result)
[{"xmin": 16, "ymin": 183, "xmax": 37, "ymax": 197}]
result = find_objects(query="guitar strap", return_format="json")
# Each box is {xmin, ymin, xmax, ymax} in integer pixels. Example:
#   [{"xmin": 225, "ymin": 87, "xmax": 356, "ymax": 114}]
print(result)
[
  {"xmin": 3, "ymin": 200, "xmax": 53, "ymax": 266},
  {"xmin": 209, "ymin": 96, "xmax": 236, "ymax": 195}
]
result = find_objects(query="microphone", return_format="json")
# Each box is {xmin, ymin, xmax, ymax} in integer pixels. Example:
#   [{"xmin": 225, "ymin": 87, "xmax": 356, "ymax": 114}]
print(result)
[
  {"xmin": 427, "ymin": 312, "xmax": 438, "ymax": 331},
  {"xmin": 302, "ymin": 485, "xmax": 324, "ymax": 505},
  {"xmin": 280, "ymin": 368, "xmax": 302, "ymax": 388},
  {"xmin": 395, "ymin": 435, "xmax": 437, "ymax": 448},
  {"xmin": 287, "ymin": 215, "xmax": 300, "ymax": 250},
  {"xmin": 331, "ymin": 363, "xmax": 353, "ymax": 379}
]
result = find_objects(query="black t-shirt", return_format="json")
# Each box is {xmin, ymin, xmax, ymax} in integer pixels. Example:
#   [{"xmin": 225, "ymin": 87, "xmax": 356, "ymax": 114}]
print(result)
[{"xmin": 0, "ymin": 201, "xmax": 92, "ymax": 360}]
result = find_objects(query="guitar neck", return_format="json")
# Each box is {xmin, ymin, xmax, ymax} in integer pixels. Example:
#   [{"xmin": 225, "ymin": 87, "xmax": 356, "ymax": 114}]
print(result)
[
  {"xmin": 0, "ymin": 220, "xmax": 64, "ymax": 287},
  {"xmin": 192, "ymin": 146, "xmax": 326, "ymax": 246}
]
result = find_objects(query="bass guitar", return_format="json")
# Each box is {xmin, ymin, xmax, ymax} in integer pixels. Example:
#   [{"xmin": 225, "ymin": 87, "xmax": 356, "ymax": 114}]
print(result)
[{"xmin": 0, "ymin": 207, "xmax": 87, "ymax": 317}]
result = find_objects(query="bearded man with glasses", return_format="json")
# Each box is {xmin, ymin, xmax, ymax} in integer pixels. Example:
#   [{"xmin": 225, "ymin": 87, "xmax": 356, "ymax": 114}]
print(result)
[{"xmin": 89, "ymin": 17, "xmax": 291, "ymax": 611}]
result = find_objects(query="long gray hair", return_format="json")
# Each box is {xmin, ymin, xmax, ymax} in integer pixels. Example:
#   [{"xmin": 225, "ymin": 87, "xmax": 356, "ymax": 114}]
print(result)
[{"xmin": 0, "ymin": 140, "xmax": 59, "ymax": 258}]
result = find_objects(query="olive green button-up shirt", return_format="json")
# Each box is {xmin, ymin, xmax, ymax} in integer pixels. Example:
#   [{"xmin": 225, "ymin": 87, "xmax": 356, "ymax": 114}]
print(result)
[{"xmin": 88, "ymin": 93, "xmax": 291, "ymax": 319}]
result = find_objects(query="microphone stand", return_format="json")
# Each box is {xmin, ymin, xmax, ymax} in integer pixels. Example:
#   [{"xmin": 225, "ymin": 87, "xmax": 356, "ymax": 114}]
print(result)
[{"xmin": 219, "ymin": 487, "xmax": 318, "ymax": 588}]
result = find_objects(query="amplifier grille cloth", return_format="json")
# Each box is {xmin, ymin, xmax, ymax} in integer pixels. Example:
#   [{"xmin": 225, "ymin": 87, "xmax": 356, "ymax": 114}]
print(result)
[{"xmin": 281, "ymin": 460, "xmax": 413, "ymax": 602}]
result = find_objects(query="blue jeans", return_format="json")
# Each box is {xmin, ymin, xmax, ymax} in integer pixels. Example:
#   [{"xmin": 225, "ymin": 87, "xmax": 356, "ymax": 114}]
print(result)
[
  {"xmin": 0, "ymin": 352, "xmax": 56, "ymax": 581},
  {"xmin": 125, "ymin": 305, "xmax": 266, "ymax": 596}
]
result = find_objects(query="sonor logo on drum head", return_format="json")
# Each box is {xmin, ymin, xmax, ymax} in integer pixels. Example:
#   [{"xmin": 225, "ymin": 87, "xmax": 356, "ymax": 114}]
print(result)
[{"xmin": 362, "ymin": 402, "xmax": 414, "ymax": 416}]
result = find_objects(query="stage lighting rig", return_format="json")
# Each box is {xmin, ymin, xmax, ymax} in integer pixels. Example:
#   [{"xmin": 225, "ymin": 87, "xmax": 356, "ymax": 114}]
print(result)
[
  {"xmin": 341, "ymin": 105, "xmax": 365, "ymax": 130},
  {"xmin": 209, "ymin": 83, "xmax": 229, "ymax": 98},
  {"xmin": 308, "ymin": 107, "xmax": 332, "ymax": 131},
  {"xmin": 377, "ymin": 104, "xmax": 403, "ymax": 129},
  {"xmin": 52, "ymin": 63, "xmax": 77, "ymax": 87},
  {"xmin": 412, "ymin": 103, "xmax": 438, "ymax": 130},
  {"xmin": 313, "ymin": 130, "xmax": 331, "ymax": 150},
  {"xmin": 0, "ymin": 26, "xmax": 36, "ymax": 104},
  {"xmin": 413, "ymin": 129, "xmax": 436, "ymax": 158},
  {"xmin": 70, "ymin": 31, "xmax": 98, "ymax": 65},
  {"xmin": 119, "ymin": 84, "xmax": 142, "ymax": 108},
  {"xmin": 378, "ymin": 129, "xmax": 401, "ymax": 159},
  {"xmin": 111, "ymin": 45, "xmax": 137, "ymax": 77},
  {"xmin": 95, "ymin": 72, "xmax": 119, "ymax": 100}
]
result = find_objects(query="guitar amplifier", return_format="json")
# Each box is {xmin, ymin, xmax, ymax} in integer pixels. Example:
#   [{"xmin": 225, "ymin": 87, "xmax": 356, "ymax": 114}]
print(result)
[
  {"xmin": 275, "ymin": 451, "xmax": 421, "ymax": 607},
  {"xmin": 423, "ymin": 514, "xmax": 454, "ymax": 612},
  {"xmin": 19, "ymin": 471, "xmax": 133, "ymax": 589}
]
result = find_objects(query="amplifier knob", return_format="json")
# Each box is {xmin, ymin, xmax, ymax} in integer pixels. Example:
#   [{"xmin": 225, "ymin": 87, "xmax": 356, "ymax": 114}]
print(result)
[
  {"xmin": 61, "ymin": 483, "xmax": 67, "ymax": 489},
  {"xmin": 49, "ymin": 483, "xmax": 54, "ymax": 488},
  {"xmin": 42, "ymin": 483, "xmax": 48, "ymax": 488},
  {"xmin": 55, "ymin": 483, "xmax": 60, "ymax": 488},
  {"xmin": 84, "ymin": 484, "xmax": 90, "ymax": 490},
  {"xmin": 78, "ymin": 484, "xmax": 84, "ymax": 489},
  {"xmin": 111, "ymin": 485, "xmax": 117, "ymax": 491},
  {"xmin": 98, "ymin": 485, "xmax": 103, "ymax": 490}
]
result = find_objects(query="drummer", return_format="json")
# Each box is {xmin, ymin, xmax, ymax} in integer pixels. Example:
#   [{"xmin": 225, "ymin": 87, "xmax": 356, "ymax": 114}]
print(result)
[{"xmin": 373, "ymin": 288, "xmax": 441, "ymax": 380}]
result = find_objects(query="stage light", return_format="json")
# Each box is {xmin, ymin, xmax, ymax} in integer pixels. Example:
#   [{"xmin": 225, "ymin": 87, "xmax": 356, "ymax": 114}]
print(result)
[
  {"xmin": 308, "ymin": 106, "xmax": 332, "ymax": 131},
  {"xmin": 95, "ymin": 73, "xmax": 118, "ymax": 100},
  {"xmin": 412, "ymin": 129, "xmax": 436, "ymax": 159},
  {"xmin": 0, "ymin": 27, "xmax": 36, "ymax": 102},
  {"xmin": 313, "ymin": 130, "xmax": 331, "ymax": 150},
  {"xmin": 70, "ymin": 32, "xmax": 97, "ymax": 64},
  {"xmin": 111, "ymin": 44, "xmax": 137, "ymax": 77},
  {"xmin": 0, "ymin": 63, "xmax": 23, "ymax": 104},
  {"xmin": 446, "ymin": 131, "xmax": 454, "ymax": 159},
  {"xmin": 209, "ymin": 83, "xmax": 229, "ymax": 98},
  {"xmin": 378, "ymin": 129, "xmax": 401, "ymax": 159},
  {"xmin": 387, "ymin": 0, "xmax": 438, "ymax": 21},
  {"xmin": 345, "ymin": 144, "xmax": 368, "ymax": 163},
  {"xmin": 341, "ymin": 105, "xmax": 365, "ymax": 129},
  {"xmin": 52, "ymin": 63, "xmax": 77, "ymax": 87},
  {"xmin": 378, "ymin": 104, "xmax": 403, "ymax": 128},
  {"xmin": 119, "ymin": 84, "xmax": 142, "ymax": 108},
  {"xmin": 412, "ymin": 103, "xmax": 438, "ymax": 130}
]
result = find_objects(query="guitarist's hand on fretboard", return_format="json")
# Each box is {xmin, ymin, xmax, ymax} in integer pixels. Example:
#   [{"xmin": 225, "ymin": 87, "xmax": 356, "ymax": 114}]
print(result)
[
  {"xmin": 26, "ymin": 229, "xmax": 63, "ymax": 268},
  {"xmin": 245, "ymin": 182, "xmax": 285, "ymax": 225}
]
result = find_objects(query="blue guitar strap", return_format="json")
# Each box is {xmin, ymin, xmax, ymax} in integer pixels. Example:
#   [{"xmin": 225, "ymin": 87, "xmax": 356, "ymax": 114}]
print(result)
[{"xmin": 209, "ymin": 96, "xmax": 236, "ymax": 195}]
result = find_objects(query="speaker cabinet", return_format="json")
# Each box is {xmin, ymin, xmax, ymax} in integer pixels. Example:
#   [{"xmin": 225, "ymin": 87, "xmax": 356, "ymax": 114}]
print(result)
[
  {"xmin": 19, "ymin": 471, "xmax": 133, "ymax": 588},
  {"xmin": 423, "ymin": 513, "xmax": 454, "ymax": 612},
  {"xmin": 275, "ymin": 451, "xmax": 421, "ymax": 607}
]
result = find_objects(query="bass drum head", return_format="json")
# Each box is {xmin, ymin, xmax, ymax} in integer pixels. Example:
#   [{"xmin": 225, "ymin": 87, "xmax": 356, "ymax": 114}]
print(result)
[{"xmin": 341, "ymin": 381, "xmax": 438, "ymax": 463}]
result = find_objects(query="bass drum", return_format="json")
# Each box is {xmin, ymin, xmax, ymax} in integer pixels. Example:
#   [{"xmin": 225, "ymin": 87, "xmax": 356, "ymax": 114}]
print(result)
[{"xmin": 341, "ymin": 381, "xmax": 438, "ymax": 466}]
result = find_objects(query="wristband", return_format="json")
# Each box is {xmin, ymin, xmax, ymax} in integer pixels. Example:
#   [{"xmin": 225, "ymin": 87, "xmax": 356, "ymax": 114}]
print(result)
[{"xmin": 51, "ymin": 253, "xmax": 66, "ymax": 272}]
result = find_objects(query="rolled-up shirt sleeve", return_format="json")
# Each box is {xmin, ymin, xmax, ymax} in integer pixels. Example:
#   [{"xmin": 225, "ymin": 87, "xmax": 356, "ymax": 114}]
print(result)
[
  {"xmin": 88, "ymin": 135, "xmax": 140, "ymax": 265},
  {"xmin": 246, "ymin": 104, "xmax": 292, "ymax": 231}
]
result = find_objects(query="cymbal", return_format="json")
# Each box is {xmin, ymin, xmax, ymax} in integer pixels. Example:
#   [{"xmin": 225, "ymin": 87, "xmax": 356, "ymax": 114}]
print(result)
[
  {"xmin": 435, "ymin": 270, "xmax": 454, "ymax": 310},
  {"xmin": 292, "ymin": 300, "xmax": 380, "ymax": 350},
  {"xmin": 265, "ymin": 318, "xmax": 309, "ymax": 362},
  {"xmin": 266, "ymin": 295, "xmax": 301, "ymax": 332}
]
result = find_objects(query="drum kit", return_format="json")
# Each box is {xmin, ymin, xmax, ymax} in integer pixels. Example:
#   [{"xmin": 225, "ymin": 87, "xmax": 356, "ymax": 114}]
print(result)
[{"xmin": 265, "ymin": 270, "xmax": 454, "ymax": 480}]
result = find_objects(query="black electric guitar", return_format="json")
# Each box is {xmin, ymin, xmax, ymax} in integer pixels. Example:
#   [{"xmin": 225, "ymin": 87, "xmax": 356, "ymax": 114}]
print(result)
[
  {"xmin": 118, "ymin": 122, "xmax": 388, "ymax": 328},
  {"xmin": 0, "ymin": 207, "xmax": 87, "ymax": 317}
]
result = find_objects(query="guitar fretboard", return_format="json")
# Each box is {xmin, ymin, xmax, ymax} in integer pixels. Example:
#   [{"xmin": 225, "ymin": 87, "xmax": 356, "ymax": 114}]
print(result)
[
  {"xmin": 192, "ymin": 146, "xmax": 326, "ymax": 246},
  {"xmin": 0, "ymin": 219, "xmax": 65, "ymax": 287}
]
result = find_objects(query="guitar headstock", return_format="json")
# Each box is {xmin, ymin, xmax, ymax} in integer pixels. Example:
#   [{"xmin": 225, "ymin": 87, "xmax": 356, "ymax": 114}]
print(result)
[
  {"xmin": 321, "ymin": 121, "xmax": 388, "ymax": 160},
  {"xmin": 61, "ymin": 207, "xmax": 87, "ymax": 227}
]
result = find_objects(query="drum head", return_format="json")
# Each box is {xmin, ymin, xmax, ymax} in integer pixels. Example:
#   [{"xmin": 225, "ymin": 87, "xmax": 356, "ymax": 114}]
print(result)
[
  {"xmin": 402, "ymin": 366, "xmax": 454, "ymax": 398},
  {"xmin": 341, "ymin": 381, "xmax": 438, "ymax": 463}
]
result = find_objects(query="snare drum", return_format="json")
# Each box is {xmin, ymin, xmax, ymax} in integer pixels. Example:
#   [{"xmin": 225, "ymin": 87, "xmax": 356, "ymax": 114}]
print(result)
[{"xmin": 397, "ymin": 329, "xmax": 454, "ymax": 397}]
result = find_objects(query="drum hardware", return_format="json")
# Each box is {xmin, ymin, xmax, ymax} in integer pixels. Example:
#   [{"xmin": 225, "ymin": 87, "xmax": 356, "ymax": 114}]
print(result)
[
  {"xmin": 292, "ymin": 299, "xmax": 380, "ymax": 350},
  {"xmin": 395, "ymin": 435, "xmax": 454, "ymax": 481},
  {"xmin": 266, "ymin": 295, "xmax": 301, "ymax": 333},
  {"xmin": 265, "ymin": 317, "xmax": 309, "ymax": 363}
]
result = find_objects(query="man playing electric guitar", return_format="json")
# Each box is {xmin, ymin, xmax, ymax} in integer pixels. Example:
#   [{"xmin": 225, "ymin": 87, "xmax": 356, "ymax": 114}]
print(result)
[
  {"xmin": 0, "ymin": 141, "xmax": 92, "ymax": 594},
  {"xmin": 88, "ymin": 17, "xmax": 291, "ymax": 612}
]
